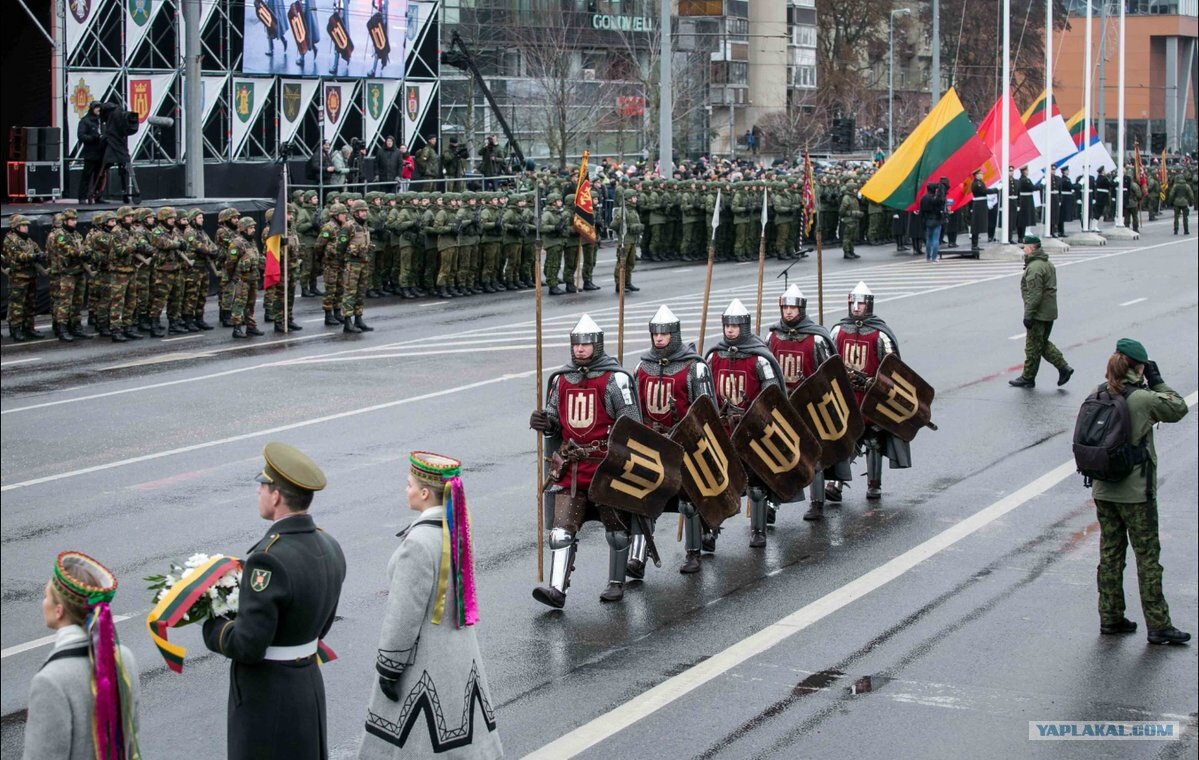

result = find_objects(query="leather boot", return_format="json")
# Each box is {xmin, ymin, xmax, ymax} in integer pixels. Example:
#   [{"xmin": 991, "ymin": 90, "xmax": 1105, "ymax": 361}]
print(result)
[
  {"xmin": 9, "ymin": 324, "xmax": 27, "ymax": 341},
  {"xmin": 245, "ymin": 324, "xmax": 264, "ymax": 336},
  {"xmin": 583, "ymin": 280, "xmax": 600, "ymax": 291},
  {"xmin": 600, "ymin": 532, "xmax": 630, "ymax": 602},
  {"xmin": 275, "ymin": 322, "xmax": 288, "ymax": 333},
  {"xmin": 287, "ymin": 319, "xmax": 303, "ymax": 331},
  {"xmin": 493, "ymin": 281, "xmax": 507, "ymax": 291},
  {"xmin": 355, "ymin": 315, "xmax": 374, "ymax": 332},
  {"xmin": 55, "ymin": 323, "xmax": 75, "ymax": 342},
  {"xmin": 168, "ymin": 320, "xmax": 189, "ymax": 335},
  {"xmin": 803, "ymin": 501, "xmax": 824, "ymax": 521},
  {"xmin": 323, "ymin": 310, "xmax": 339, "ymax": 326},
  {"xmin": 343, "ymin": 315, "xmax": 362, "ymax": 333},
  {"xmin": 123, "ymin": 327, "xmax": 144, "ymax": 340},
  {"xmin": 220, "ymin": 309, "xmax": 232, "ymax": 327},
  {"xmin": 111, "ymin": 329, "xmax": 128, "ymax": 342},
  {"xmin": 1147, "ymin": 627, "xmax": 1192, "ymax": 645},
  {"xmin": 482, "ymin": 282, "xmax": 496, "ymax": 294},
  {"xmin": 679, "ymin": 550, "xmax": 701, "ymax": 574},
  {"xmin": 565, "ymin": 283, "xmax": 578, "ymax": 294},
  {"xmin": 69, "ymin": 323, "xmax": 92, "ymax": 339},
  {"xmin": 232, "ymin": 324, "xmax": 247, "ymax": 339},
  {"xmin": 194, "ymin": 312, "xmax": 214, "ymax": 330},
  {"xmin": 25, "ymin": 323, "xmax": 45, "ymax": 338}
]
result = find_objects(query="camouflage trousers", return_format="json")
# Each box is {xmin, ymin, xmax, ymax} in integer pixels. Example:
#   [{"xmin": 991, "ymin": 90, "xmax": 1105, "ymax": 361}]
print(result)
[
  {"xmin": 322, "ymin": 254, "xmax": 345, "ymax": 311},
  {"xmin": 613, "ymin": 239, "xmax": 636, "ymax": 287},
  {"xmin": 649, "ymin": 223, "xmax": 670, "ymax": 260},
  {"xmin": 519, "ymin": 242, "xmax": 536, "ymax": 283},
  {"xmin": 562, "ymin": 241, "xmax": 582, "ymax": 286},
  {"xmin": 372, "ymin": 245, "xmax": 394, "ymax": 290},
  {"xmin": 542, "ymin": 243, "xmax": 564, "ymax": 287},
  {"xmin": 1174, "ymin": 206, "xmax": 1190, "ymax": 234},
  {"xmin": 340, "ymin": 259, "xmax": 370, "ymax": 316},
  {"xmin": 456, "ymin": 240, "xmax": 479, "ymax": 289},
  {"xmin": 422, "ymin": 241, "xmax": 440, "ymax": 289},
  {"xmin": 773, "ymin": 220, "xmax": 793, "ymax": 256},
  {"xmin": 733, "ymin": 223, "xmax": 753, "ymax": 261},
  {"xmin": 841, "ymin": 221, "xmax": 859, "ymax": 254},
  {"xmin": 182, "ymin": 266, "xmax": 209, "ymax": 316},
  {"xmin": 6, "ymin": 272, "xmax": 36, "ymax": 328},
  {"xmin": 229, "ymin": 279, "xmax": 258, "ymax": 326},
  {"xmin": 1021, "ymin": 319, "xmax": 1067, "ymax": 381},
  {"xmin": 108, "ymin": 271, "xmax": 137, "ymax": 329},
  {"xmin": 52, "ymin": 273, "xmax": 85, "ymax": 325},
  {"xmin": 436, "ymin": 238, "xmax": 458, "ymax": 288},
  {"xmin": 264, "ymin": 270, "xmax": 298, "ymax": 323},
  {"xmin": 479, "ymin": 240, "xmax": 502, "ymax": 284},
  {"xmin": 395, "ymin": 242, "xmax": 417, "ymax": 287},
  {"xmin": 1095, "ymin": 499, "xmax": 1172, "ymax": 630},
  {"xmin": 501, "ymin": 241, "xmax": 521, "ymax": 285},
  {"xmin": 148, "ymin": 267, "xmax": 186, "ymax": 321},
  {"xmin": 301, "ymin": 240, "xmax": 321, "ymax": 289},
  {"xmin": 133, "ymin": 266, "xmax": 154, "ymax": 320},
  {"xmin": 88, "ymin": 271, "xmax": 111, "ymax": 327}
]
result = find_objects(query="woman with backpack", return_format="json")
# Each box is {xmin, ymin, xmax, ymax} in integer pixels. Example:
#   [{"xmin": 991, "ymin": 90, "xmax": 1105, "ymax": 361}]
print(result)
[{"xmin": 1089, "ymin": 339, "xmax": 1190, "ymax": 645}]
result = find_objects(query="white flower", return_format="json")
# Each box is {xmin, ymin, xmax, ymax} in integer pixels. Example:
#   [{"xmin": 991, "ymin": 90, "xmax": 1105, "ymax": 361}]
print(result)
[
  {"xmin": 226, "ymin": 588, "xmax": 240, "ymax": 610},
  {"xmin": 185, "ymin": 553, "xmax": 211, "ymax": 569}
]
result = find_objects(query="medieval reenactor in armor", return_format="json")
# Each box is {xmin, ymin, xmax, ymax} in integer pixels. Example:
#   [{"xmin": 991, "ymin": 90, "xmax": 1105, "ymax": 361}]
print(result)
[
  {"xmin": 828, "ymin": 282, "xmax": 912, "ymax": 502},
  {"xmin": 705, "ymin": 299, "xmax": 785, "ymax": 549},
  {"xmin": 631, "ymin": 305, "xmax": 715, "ymax": 576},
  {"xmin": 530, "ymin": 315, "xmax": 643, "ymax": 608},
  {"xmin": 767, "ymin": 285, "xmax": 849, "ymax": 521}
]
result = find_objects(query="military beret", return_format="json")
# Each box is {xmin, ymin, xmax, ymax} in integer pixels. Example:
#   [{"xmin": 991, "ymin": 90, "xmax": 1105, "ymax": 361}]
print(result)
[
  {"xmin": 1022, "ymin": 234, "xmax": 1040, "ymax": 246},
  {"xmin": 1115, "ymin": 338, "xmax": 1149, "ymax": 365},
  {"xmin": 255, "ymin": 442, "xmax": 327, "ymax": 492}
]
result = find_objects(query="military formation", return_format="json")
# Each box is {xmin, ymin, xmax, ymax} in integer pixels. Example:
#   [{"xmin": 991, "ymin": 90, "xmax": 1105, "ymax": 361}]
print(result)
[
  {"xmin": 4, "ymin": 161, "xmax": 1196, "ymax": 344},
  {"xmin": 529, "ymin": 281, "xmax": 928, "ymax": 608}
]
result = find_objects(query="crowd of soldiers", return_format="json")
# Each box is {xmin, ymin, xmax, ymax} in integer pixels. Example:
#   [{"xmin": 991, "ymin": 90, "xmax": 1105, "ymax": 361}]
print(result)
[{"xmin": 3, "ymin": 157, "xmax": 1195, "ymax": 344}]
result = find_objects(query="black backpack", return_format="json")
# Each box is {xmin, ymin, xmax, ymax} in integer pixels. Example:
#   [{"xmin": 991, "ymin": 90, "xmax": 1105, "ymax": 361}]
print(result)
[{"xmin": 1073, "ymin": 384, "xmax": 1148, "ymax": 485}]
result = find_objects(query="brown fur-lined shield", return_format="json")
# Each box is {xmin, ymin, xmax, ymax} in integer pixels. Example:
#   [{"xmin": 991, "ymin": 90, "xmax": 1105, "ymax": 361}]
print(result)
[
  {"xmin": 789, "ymin": 356, "xmax": 864, "ymax": 469},
  {"xmin": 731, "ymin": 384, "xmax": 820, "ymax": 501},
  {"xmin": 588, "ymin": 417, "xmax": 683, "ymax": 519},
  {"xmin": 670, "ymin": 395, "xmax": 747, "ymax": 527},
  {"xmin": 860, "ymin": 354, "xmax": 937, "ymax": 442}
]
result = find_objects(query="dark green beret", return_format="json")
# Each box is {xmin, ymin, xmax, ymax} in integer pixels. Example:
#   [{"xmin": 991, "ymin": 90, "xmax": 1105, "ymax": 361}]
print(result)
[{"xmin": 1115, "ymin": 338, "xmax": 1149, "ymax": 364}]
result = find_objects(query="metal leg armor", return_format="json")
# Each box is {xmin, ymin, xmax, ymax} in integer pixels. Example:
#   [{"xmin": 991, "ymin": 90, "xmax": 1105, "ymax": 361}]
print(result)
[
  {"xmin": 805, "ymin": 471, "xmax": 826, "ymax": 521},
  {"xmin": 679, "ymin": 502, "xmax": 703, "ymax": 574},
  {"xmin": 600, "ymin": 530, "xmax": 630, "ymax": 602},
  {"xmin": 532, "ymin": 528, "xmax": 576, "ymax": 609},
  {"xmin": 749, "ymin": 487, "xmax": 768, "ymax": 548},
  {"xmin": 866, "ymin": 445, "xmax": 883, "ymax": 500},
  {"xmin": 626, "ymin": 517, "xmax": 651, "ymax": 580}
]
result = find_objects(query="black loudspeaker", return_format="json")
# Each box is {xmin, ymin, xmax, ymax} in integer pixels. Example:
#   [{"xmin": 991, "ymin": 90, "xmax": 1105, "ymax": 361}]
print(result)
[
  {"xmin": 7, "ymin": 127, "xmax": 61, "ymax": 160},
  {"xmin": 38, "ymin": 127, "xmax": 61, "ymax": 161},
  {"xmin": 8, "ymin": 126, "xmax": 27, "ymax": 160}
]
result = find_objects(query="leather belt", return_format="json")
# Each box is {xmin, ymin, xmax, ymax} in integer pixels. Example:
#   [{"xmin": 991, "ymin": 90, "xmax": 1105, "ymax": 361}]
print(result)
[{"xmin": 264, "ymin": 639, "xmax": 318, "ymax": 661}]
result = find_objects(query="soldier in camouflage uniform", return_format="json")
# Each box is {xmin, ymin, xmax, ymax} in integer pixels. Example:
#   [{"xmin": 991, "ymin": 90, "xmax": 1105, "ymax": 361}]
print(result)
[
  {"xmin": 216, "ymin": 207, "xmax": 242, "ymax": 326},
  {"xmin": 316, "ymin": 202, "xmax": 349, "ymax": 324},
  {"xmin": 262, "ymin": 205, "xmax": 303, "ymax": 333},
  {"xmin": 838, "ymin": 185, "xmax": 862, "ymax": 259},
  {"xmin": 477, "ymin": 193, "xmax": 505, "ymax": 292},
  {"xmin": 1167, "ymin": 173, "xmax": 1194, "ymax": 234},
  {"xmin": 387, "ymin": 194, "xmax": 420, "ymax": 298},
  {"xmin": 499, "ymin": 193, "xmax": 525, "ymax": 290},
  {"xmin": 146, "ymin": 206, "xmax": 189, "ymax": 336},
  {"xmin": 427, "ymin": 194, "xmax": 458, "ymax": 298},
  {"xmin": 731, "ymin": 185, "xmax": 753, "ymax": 262},
  {"xmin": 611, "ymin": 190, "xmax": 641, "ymax": 293},
  {"xmin": 456, "ymin": 193, "xmax": 482, "ymax": 295},
  {"xmin": 1092, "ymin": 339, "xmax": 1190, "ymax": 645},
  {"xmin": 4, "ymin": 214, "xmax": 44, "ymax": 341},
  {"xmin": 339, "ymin": 199, "xmax": 375, "ymax": 333},
  {"xmin": 181, "ymin": 210, "xmax": 216, "ymax": 331},
  {"xmin": 130, "ymin": 208, "xmax": 158, "ymax": 332},
  {"xmin": 541, "ymin": 193, "xmax": 568, "ymax": 295},
  {"xmin": 106, "ymin": 209, "xmax": 141, "ymax": 341},
  {"xmin": 562, "ymin": 193, "xmax": 582, "ymax": 292},
  {"xmin": 46, "ymin": 209, "xmax": 92, "ymax": 341},
  {"xmin": 417, "ymin": 195, "xmax": 439, "ymax": 294},
  {"xmin": 228, "ymin": 216, "xmax": 263, "ymax": 339},
  {"xmin": 84, "ymin": 211, "xmax": 117, "ymax": 337},
  {"xmin": 1009, "ymin": 235, "xmax": 1072, "ymax": 388}
]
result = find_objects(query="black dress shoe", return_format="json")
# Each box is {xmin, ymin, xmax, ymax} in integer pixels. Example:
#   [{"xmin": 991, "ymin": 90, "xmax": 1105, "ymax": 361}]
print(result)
[
  {"xmin": 1147, "ymin": 627, "xmax": 1191, "ymax": 645},
  {"xmin": 1057, "ymin": 366, "xmax": 1074, "ymax": 387},
  {"xmin": 1100, "ymin": 618, "xmax": 1137, "ymax": 635},
  {"xmin": 1009, "ymin": 376, "xmax": 1036, "ymax": 388}
]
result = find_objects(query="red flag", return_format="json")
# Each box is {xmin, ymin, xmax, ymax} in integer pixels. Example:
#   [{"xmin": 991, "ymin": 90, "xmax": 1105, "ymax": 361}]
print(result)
[
  {"xmin": 802, "ymin": 151, "xmax": 817, "ymax": 237},
  {"xmin": 978, "ymin": 91, "xmax": 1039, "ymax": 186},
  {"xmin": 572, "ymin": 150, "xmax": 597, "ymax": 243}
]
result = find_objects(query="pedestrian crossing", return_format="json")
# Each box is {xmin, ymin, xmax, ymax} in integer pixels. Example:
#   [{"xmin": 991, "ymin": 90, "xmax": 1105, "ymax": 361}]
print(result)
[{"xmin": 282, "ymin": 248, "xmax": 1115, "ymax": 365}]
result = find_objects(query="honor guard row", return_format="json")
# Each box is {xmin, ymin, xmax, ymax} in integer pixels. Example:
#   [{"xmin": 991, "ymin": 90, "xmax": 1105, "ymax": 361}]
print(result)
[{"xmin": 529, "ymin": 281, "xmax": 936, "ymax": 609}]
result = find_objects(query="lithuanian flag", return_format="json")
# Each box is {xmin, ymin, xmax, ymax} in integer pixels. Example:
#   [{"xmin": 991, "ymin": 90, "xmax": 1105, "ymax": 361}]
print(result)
[
  {"xmin": 263, "ymin": 168, "xmax": 287, "ymax": 290},
  {"xmin": 1021, "ymin": 90, "xmax": 1062, "ymax": 129},
  {"xmin": 861, "ymin": 87, "xmax": 991, "ymax": 212}
]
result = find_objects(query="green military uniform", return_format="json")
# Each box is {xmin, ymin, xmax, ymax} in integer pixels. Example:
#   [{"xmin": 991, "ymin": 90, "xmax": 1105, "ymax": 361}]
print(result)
[
  {"xmin": 107, "ymin": 210, "xmax": 142, "ymax": 341},
  {"xmin": 561, "ymin": 195, "xmax": 582, "ymax": 291},
  {"xmin": 455, "ymin": 195, "xmax": 481, "ymax": 293},
  {"xmin": 147, "ymin": 207, "xmax": 188, "ymax": 336},
  {"xmin": 679, "ymin": 182, "xmax": 703, "ymax": 261},
  {"xmin": 182, "ymin": 210, "xmax": 217, "ymax": 331},
  {"xmin": 442, "ymin": 139, "xmax": 465, "ymax": 192},
  {"xmin": 540, "ymin": 195, "xmax": 567, "ymax": 293},
  {"xmin": 295, "ymin": 192, "xmax": 322, "ymax": 295},
  {"xmin": 316, "ymin": 204, "xmax": 348, "ymax": 320},
  {"xmin": 1167, "ymin": 177, "xmax": 1194, "ymax": 234},
  {"xmin": 339, "ymin": 200, "xmax": 375, "ymax": 331},
  {"xmin": 429, "ymin": 196, "xmax": 459, "ymax": 298},
  {"xmin": 84, "ymin": 212, "xmax": 113, "ymax": 334},
  {"xmin": 418, "ymin": 197, "xmax": 439, "ymax": 292},
  {"xmin": 202, "ymin": 442, "xmax": 346, "ymax": 760},
  {"xmin": 215, "ymin": 207, "xmax": 242, "ymax": 324},
  {"xmin": 477, "ymin": 195, "xmax": 505, "ymax": 291},
  {"xmin": 500, "ymin": 196, "xmax": 525, "ymax": 289},
  {"xmin": 838, "ymin": 189, "xmax": 862, "ymax": 258},
  {"xmin": 414, "ymin": 141, "xmax": 441, "ymax": 191},
  {"xmin": 730, "ymin": 188, "xmax": 753, "ymax": 262},
  {"xmin": 388, "ymin": 195, "xmax": 423, "ymax": 297},
  {"xmin": 1092, "ymin": 339, "xmax": 1189, "ymax": 639},
  {"xmin": 130, "ymin": 209, "xmax": 157, "ymax": 330},
  {"xmin": 261, "ymin": 206, "xmax": 303, "ymax": 332},
  {"xmin": 1015, "ymin": 238, "xmax": 1071, "ymax": 385},
  {"xmin": 46, "ymin": 210, "xmax": 90, "ymax": 340},
  {"xmin": 1122, "ymin": 173, "xmax": 1143, "ymax": 231},
  {"xmin": 516, "ymin": 198, "xmax": 538, "ymax": 287},
  {"xmin": 366, "ymin": 193, "xmax": 390, "ymax": 296},
  {"xmin": 229, "ymin": 217, "xmax": 262, "ymax": 337},
  {"xmin": 611, "ymin": 193, "xmax": 642, "ymax": 292},
  {"xmin": 3, "ymin": 215, "xmax": 45, "ymax": 341}
]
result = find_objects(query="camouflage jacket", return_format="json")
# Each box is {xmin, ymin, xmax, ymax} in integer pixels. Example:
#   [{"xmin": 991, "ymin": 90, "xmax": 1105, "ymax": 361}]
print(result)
[
  {"xmin": 339, "ymin": 218, "xmax": 371, "ymax": 262},
  {"xmin": 3, "ymin": 231, "xmax": 43, "ymax": 274},
  {"xmin": 46, "ymin": 228, "xmax": 87, "ymax": 276},
  {"xmin": 230, "ymin": 235, "xmax": 261, "ymax": 281},
  {"xmin": 84, "ymin": 227, "xmax": 114, "ymax": 271}
]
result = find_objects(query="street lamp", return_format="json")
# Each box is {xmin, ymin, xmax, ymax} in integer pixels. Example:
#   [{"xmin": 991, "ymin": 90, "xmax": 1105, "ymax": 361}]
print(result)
[{"xmin": 889, "ymin": 8, "xmax": 911, "ymax": 156}]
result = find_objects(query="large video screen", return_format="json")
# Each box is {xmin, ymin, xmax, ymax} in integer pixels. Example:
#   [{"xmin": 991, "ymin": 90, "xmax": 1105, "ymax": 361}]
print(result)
[{"xmin": 242, "ymin": 0, "xmax": 412, "ymax": 78}]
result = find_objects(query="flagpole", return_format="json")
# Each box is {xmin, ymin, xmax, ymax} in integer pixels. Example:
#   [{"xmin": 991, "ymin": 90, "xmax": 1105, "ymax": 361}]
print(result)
[
  {"xmin": 283, "ymin": 164, "xmax": 290, "ymax": 334},
  {"xmin": 1082, "ymin": 0, "xmax": 1093, "ymax": 232},
  {"xmin": 1113, "ymin": 0, "xmax": 1126, "ymax": 229},
  {"xmin": 754, "ymin": 188, "xmax": 767, "ymax": 334},
  {"xmin": 617, "ymin": 201, "xmax": 627, "ymax": 364},
  {"xmin": 534, "ymin": 191, "xmax": 545, "ymax": 584},
  {"xmin": 1000, "ymin": 0, "xmax": 1011, "ymax": 246},
  {"xmin": 697, "ymin": 189, "xmax": 720, "ymax": 354},
  {"xmin": 1043, "ymin": 0, "xmax": 1053, "ymax": 239}
]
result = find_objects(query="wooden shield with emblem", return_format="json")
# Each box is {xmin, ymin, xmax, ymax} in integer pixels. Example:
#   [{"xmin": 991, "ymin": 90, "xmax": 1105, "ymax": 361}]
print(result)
[
  {"xmin": 670, "ymin": 395, "xmax": 746, "ymax": 527},
  {"xmin": 254, "ymin": 0, "xmax": 278, "ymax": 35},
  {"xmin": 860, "ymin": 354, "xmax": 937, "ymax": 442},
  {"xmin": 789, "ymin": 356, "xmax": 865, "ymax": 469},
  {"xmin": 588, "ymin": 417, "xmax": 683, "ymax": 520},
  {"xmin": 288, "ymin": 2, "xmax": 310, "ymax": 56},
  {"xmin": 327, "ymin": 12, "xmax": 354, "ymax": 60},
  {"xmin": 731, "ymin": 384, "xmax": 820, "ymax": 501}
]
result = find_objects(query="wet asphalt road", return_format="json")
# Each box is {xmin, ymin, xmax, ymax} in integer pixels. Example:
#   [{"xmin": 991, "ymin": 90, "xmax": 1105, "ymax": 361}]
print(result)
[{"xmin": 2, "ymin": 219, "xmax": 1196, "ymax": 759}]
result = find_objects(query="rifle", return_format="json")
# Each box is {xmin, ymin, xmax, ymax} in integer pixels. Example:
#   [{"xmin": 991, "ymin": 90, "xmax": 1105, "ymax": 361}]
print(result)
[
  {"xmin": 134, "ymin": 253, "xmax": 152, "ymax": 268},
  {"xmin": 177, "ymin": 251, "xmax": 195, "ymax": 268}
]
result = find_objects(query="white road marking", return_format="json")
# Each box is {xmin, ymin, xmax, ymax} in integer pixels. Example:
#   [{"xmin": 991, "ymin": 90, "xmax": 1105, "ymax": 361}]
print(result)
[
  {"xmin": 526, "ymin": 391, "xmax": 1199, "ymax": 759},
  {"xmin": 302, "ymin": 316, "xmax": 327, "ymax": 323},
  {"xmin": 1119, "ymin": 297, "xmax": 1147, "ymax": 307},
  {"xmin": 0, "ymin": 371, "xmax": 536, "ymax": 492},
  {"xmin": 2, "ymin": 615, "xmax": 134, "ymax": 659},
  {"xmin": 1009, "ymin": 333, "xmax": 1026, "ymax": 340},
  {"xmin": 1, "ymin": 357, "xmax": 42, "ymax": 367},
  {"xmin": 160, "ymin": 334, "xmax": 203, "ymax": 343}
]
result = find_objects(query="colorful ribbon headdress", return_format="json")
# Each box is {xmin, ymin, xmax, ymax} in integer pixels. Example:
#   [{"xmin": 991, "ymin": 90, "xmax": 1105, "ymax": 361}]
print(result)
[
  {"xmin": 53, "ymin": 551, "xmax": 140, "ymax": 760},
  {"xmin": 409, "ymin": 451, "xmax": 479, "ymax": 628}
]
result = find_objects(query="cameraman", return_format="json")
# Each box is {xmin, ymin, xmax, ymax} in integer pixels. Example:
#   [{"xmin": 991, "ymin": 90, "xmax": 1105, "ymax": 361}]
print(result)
[
  {"xmin": 480, "ymin": 134, "xmax": 504, "ymax": 190},
  {"xmin": 441, "ymin": 136, "xmax": 468, "ymax": 192},
  {"xmin": 99, "ymin": 102, "xmax": 138, "ymax": 203},
  {"xmin": 76, "ymin": 101, "xmax": 106, "ymax": 203}
]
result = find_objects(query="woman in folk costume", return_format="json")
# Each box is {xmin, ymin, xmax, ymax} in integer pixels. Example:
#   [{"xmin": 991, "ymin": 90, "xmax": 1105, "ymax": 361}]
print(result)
[
  {"xmin": 23, "ymin": 551, "xmax": 140, "ymax": 760},
  {"xmin": 360, "ymin": 452, "xmax": 503, "ymax": 760}
]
